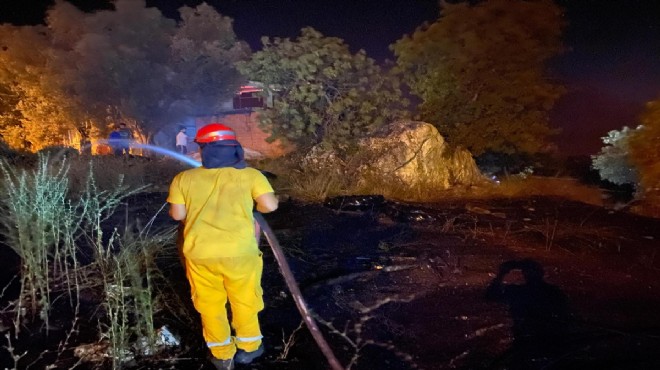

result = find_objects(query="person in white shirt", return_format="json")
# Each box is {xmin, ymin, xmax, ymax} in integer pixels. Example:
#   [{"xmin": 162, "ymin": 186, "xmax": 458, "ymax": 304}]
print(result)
[{"xmin": 176, "ymin": 127, "xmax": 189, "ymax": 154}]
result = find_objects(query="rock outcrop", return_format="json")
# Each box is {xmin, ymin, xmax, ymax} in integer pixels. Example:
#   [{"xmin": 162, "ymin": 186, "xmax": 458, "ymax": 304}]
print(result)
[{"xmin": 357, "ymin": 121, "xmax": 487, "ymax": 190}]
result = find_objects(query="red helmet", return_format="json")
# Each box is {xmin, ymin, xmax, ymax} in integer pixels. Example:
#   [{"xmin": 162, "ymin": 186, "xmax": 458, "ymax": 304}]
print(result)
[{"xmin": 195, "ymin": 123, "xmax": 238, "ymax": 144}]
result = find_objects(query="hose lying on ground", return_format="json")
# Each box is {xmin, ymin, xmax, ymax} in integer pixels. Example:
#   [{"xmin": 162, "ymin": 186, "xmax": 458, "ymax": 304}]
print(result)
[{"xmin": 254, "ymin": 212, "xmax": 344, "ymax": 370}]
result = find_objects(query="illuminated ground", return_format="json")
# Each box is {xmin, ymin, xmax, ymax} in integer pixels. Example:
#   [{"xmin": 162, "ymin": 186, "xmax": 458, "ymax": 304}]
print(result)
[{"xmin": 1, "ymin": 193, "xmax": 659, "ymax": 369}]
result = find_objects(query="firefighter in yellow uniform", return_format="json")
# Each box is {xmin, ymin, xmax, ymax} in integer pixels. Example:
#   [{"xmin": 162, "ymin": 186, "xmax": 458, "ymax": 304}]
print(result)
[{"xmin": 168, "ymin": 123, "xmax": 278, "ymax": 370}]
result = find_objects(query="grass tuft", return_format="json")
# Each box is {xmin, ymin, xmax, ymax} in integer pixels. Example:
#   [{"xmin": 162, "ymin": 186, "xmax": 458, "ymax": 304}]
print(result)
[{"xmin": 0, "ymin": 153, "xmax": 181, "ymax": 369}]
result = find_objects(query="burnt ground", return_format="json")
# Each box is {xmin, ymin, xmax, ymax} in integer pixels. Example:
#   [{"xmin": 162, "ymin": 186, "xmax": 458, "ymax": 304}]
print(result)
[{"xmin": 2, "ymin": 192, "xmax": 660, "ymax": 370}]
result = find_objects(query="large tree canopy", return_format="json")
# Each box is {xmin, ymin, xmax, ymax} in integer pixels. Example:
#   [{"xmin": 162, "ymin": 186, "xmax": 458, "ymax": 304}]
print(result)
[
  {"xmin": 0, "ymin": 0, "xmax": 248, "ymax": 150},
  {"xmin": 0, "ymin": 24, "xmax": 75, "ymax": 150},
  {"xmin": 61, "ymin": 0, "xmax": 178, "ymax": 139},
  {"xmin": 237, "ymin": 27, "xmax": 408, "ymax": 148},
  {"xmin": 171, "ymin": 3, "xmax": 250, "ymax": 117},
  {"xmin": 392, "ymin": 0, "xmax": 565, "ymax": 156}
]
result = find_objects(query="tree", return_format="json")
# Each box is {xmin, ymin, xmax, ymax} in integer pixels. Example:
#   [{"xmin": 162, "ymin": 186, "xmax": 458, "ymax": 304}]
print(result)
[
  {"xmin": 0, "ymin": 24, "xmax": 77, "ymax": 150},
  {"xmin": 591, "ymin": 126, "xmax": 639, "ymax": 186},
  {"xmin": 629, "ymin": 99, "xmax": 660, "ymax": 203},
  {"xmin": 50, "ymin": 0, "xmax": 248, "ymax": 141},
  {"xmin": 62, "ymin": 0, "xmax": 178, "ymax": 140},
  {"xmin": 237, "ymin": 27, "xmax": 408, "ymax": 148},
  {"xmin": 170, "ymin": 3, "xmax": 251, "ymax": 117},
  {"xmin": 392, "ymin": 0, "xmax": 565, "ymax": 156},
  {"xmin": 1, "ymin": 0, "xmax": 249, "ymax": 150},
  {"xmin": 46, "ymin": 0, "xmax": 105, "ymax": 142},
  {"xmin": 0, "ymin": 82, "xmax": 24, "ymax": 148}
]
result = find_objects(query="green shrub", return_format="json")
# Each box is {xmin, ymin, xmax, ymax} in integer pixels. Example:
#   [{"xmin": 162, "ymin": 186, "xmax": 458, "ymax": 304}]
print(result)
[{"xmin": 591, "ymin": 127, "xmax": 639, "ymax": 186}]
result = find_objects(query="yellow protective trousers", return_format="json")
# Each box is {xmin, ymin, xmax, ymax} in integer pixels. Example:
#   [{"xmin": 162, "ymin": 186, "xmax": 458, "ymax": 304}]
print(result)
[{"xmin": 184, "ymin": 254, "xmax": 264, "ymax": 360}]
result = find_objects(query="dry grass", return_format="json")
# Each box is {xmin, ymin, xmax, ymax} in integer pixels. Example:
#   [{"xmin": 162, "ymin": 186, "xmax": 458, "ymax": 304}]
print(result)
[
  {"xmin": 418, "ymin": 176, "xmax": 607, "ymax": 206},
  {"xmin": 631, "ymin": 193, "xmax": 660, "ymax": 218},
  {"xmin": 356, "ymin": 171, "xmax": 449, "ymax": 203},
  {"xmin": 512, "ymin": 217, "xmax": 624, "ymax": 252},
  {"xmin": 274, "ymin": 164, "xmax": 606, "ymax": 206},
  {"xmin": 67, "ymin": 155, "xmax": 187, "ymax": 194},
  {"xmin": 259, "ymin": 149, "xmax": 607, "ymax": 206},
  {"xmin": 0, "ymin": 146, "xmax": 187, "ymax": 195},
  {"xmin": 254, "ymin": 155, "xmax": 353, "ymax": 202}
]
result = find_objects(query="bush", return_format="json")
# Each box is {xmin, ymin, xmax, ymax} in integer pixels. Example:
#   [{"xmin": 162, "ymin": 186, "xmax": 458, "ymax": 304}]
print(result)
[
  {"xmin": 254, "ymin": 153, "xmax": 352, "ymax": 202},
  {"xmin": 591, "ymin": 127, "xmax": 639, "ymax": 186}
]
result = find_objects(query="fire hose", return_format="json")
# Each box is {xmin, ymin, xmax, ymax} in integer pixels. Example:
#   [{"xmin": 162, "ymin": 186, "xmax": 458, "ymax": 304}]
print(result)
[{"xmin": 254, "ymin": 212, "xmax": 343, "ymax": 370}]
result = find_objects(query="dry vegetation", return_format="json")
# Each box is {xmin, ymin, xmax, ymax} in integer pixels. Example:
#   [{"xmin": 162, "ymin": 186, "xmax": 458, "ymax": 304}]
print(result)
[
  {"xmin": 0, "ymin": 147, "xmax": 655, "ymax": 369},
  {"xmin": 258, "ymin": 154, "xmax": 607, "ymax": 207},
  {"xmin": 456, "ymin": 176, "xmax": 606, "ymax": 206},
  {"xmin": 0, "ymin": 152, "xmax": 185, "ymax": 369}
]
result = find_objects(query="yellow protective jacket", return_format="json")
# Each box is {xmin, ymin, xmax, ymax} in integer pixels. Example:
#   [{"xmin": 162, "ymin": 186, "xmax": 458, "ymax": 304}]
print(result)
[{"xmin": 167, "ymin": 166, "xmax": 274, "ymax": 261}]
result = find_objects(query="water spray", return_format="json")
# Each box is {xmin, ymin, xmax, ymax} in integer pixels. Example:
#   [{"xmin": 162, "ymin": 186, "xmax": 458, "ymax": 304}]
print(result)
[
  {"xmin": 129, "ymin": 143, "xmax": 202, "ymax": 168},
  {"xmin": 129, "ymin": 143, "xmax": 344, "ymax": 370}
]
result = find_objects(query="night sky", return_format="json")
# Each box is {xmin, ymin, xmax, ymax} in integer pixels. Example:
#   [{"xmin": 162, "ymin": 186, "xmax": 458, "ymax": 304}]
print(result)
[{"xmin": 1, "ymin": 0, "xmax": 659, "ymax": 155}]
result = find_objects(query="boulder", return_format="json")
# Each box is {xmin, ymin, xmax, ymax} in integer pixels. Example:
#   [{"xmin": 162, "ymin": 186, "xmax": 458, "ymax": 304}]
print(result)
[
  {"xmin": 357, "ymin": 121, "xmax": 487, "ymax": 190},
  {"xmin": 301, "ymin": 144, "xmax": 345, "ymax": 170}
]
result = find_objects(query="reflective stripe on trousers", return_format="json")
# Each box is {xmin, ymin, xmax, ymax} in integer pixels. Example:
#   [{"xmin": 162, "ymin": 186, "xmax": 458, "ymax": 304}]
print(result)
[
  {"xmin": 185, "ymin": 254, "xmax": 264, "ymax": 360},
  {"xmin": 207, "ymin": 338, "xmax": 232, "ymax": 347}
]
